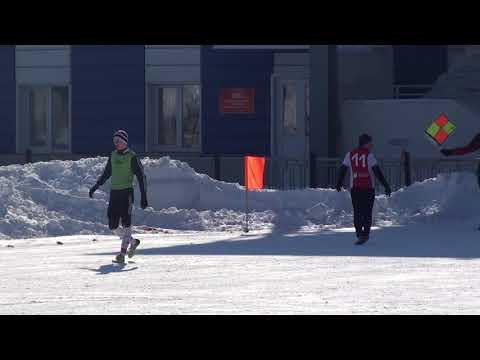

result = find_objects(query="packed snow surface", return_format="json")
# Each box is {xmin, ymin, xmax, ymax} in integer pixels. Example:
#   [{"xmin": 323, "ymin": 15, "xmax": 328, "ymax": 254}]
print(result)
[
  {"xmin": 2, "ymin": 225, "xmax": 480, "ymax": 314},
  {"xmin": 2, "ymin": 157, "xmax": 480, "ymax": 314}
]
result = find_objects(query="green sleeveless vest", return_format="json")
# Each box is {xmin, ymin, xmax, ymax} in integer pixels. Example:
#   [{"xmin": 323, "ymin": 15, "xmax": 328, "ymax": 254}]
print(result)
[{"xmin": 110, "ymin": 150, "xmax": 135, "ymax": 190}]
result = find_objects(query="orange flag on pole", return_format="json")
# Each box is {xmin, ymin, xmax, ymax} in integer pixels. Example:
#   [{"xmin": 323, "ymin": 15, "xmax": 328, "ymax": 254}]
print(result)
[
  {"xmin": 244, "ymin": 155, "xmax": 266, "ymax": 233},
  {"xmin": 244, "ymin": 156, "xmax": 266, "ymax": 190}
]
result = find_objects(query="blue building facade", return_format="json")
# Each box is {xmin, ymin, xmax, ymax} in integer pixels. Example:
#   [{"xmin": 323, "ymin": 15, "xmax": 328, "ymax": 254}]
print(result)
[
  {"xmin": 71, "ymin": 45, "xmax": 146, "ymax": 154},
  {"xmin": 0, "ymin": 45, "xmax": 16, "ymax": 154},
  {"xmin": 1, "ymin": 45, "xmax": 450, "ymax": 155},
  {"xmin": 0, "ymin": 44, "xmax": 453, "ymax": 188},
  {"xmin": 201, "ymin": 46, "xmax": 274, "ymax": 156}
]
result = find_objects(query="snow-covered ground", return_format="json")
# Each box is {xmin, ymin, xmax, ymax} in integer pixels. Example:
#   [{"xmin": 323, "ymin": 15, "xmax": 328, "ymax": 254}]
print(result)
[
  {"xmin": 1, "ymin": 156, "xmax": 480, "ymax": 314},
  {"xmin": 2, "ymin": 223, "xmax": 480, "ymax": 314}
]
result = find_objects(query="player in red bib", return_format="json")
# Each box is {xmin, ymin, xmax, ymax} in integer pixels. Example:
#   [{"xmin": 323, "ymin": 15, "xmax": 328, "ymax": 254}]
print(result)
[{"xmin": 336, "ymin": 134, "xmax": 392, "ymax": 245}]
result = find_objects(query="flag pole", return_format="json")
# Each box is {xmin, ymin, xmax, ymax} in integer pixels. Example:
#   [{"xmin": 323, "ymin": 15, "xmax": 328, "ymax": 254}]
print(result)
[
  {"xmin": 245, "ymin": 186, "xmax": 249, "ymax": 233},
  {"xmin": 244, "ymin": 156, "xmax": 249, "ymax": 233},
  {"xmin": 243, "ymin": 155, "xmax": 266, "ymax": 233}
]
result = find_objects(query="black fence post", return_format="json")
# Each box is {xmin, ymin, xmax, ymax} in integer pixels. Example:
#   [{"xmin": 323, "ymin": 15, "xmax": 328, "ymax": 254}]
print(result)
[
  {"xmin": 309, "ymin": 152, "xmax": 317, "ymax": 189},
  {"xmin": 25, "ymin": 148, "xmax": 32, "ymax": 164},
  {"xmin": 402, "ymin": 150, "xmax": 412, "ymax": 187},
  {"xmin": 214, "ymin": 154, "xmax": 221, "ymax": 181}
]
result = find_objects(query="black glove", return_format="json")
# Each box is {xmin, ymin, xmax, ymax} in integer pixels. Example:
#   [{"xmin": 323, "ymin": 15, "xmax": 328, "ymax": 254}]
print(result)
[
  {"xmin": 441, "ymin": 149, "xmax": 453, "ymax": 157},
  {"xmin": 335, "ymin": 184, "xmax": 342, "ymax": 192},
  {"xmin": 141, "ymin": 194, "xmax": 148, "ymax": 209},
  {"xmin": 385, "ymin": 186, "xmax": 392, "ymax": 197},
  {"xmin": 89, "ymin": 184, "xmax": 99, "ymax": 198}
]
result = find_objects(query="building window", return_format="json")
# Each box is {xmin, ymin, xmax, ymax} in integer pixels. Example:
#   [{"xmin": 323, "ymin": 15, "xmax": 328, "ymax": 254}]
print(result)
[
  {"xmin": 182, "ymin": 85, "xmax": 201, "ymax": 147},
  {"xmin": 158, "ymin": 87, "xmax": 178, "ymax": 146},
  {"xmin": 28, "ymin": 87, "xmax": 49, "ymax": 148},
  {"xmin": 18, "ymin": 85, "xmax": 71, "ymax": 153},
  {"xmin": 148, "ymin": 84, "xmax": 200, "ymax": 151},
  {"xmin": 52, "ymin": 86, "xmax": 70, "ymax": 151},
  {"xmin": 282, "ymin": 82, "xmax": 297, "ymax": 134}
]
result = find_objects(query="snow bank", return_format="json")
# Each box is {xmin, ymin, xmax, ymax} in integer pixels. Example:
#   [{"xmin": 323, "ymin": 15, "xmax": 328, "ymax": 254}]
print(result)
[
  {"xmin": 0, "ymin": 156, "xmax": 479, "ymax": 239},
  {"xmin": 374, "ymin": 172, "xmax": 480, "ymax": 225}
]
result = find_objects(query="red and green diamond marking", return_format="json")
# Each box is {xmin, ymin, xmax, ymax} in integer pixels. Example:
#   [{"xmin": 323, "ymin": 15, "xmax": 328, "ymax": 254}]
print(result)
[{"xmin": 425, "ymin": 114, "xmax": 456, "ymax": 146}]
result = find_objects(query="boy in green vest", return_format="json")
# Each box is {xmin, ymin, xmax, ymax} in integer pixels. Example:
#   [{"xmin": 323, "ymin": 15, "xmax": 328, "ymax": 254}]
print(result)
[{"xmin": 89, "ymin": 130, "xmax": 148, "ymax": 264}]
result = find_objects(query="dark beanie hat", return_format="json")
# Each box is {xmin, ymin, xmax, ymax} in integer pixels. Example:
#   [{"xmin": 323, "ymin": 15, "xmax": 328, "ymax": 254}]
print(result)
[
  {"xmin": 359, "ymin": 133, "xmax": 372, "ymax": 147},
  {"xmin": 113, "ymin": 130, "xmax": 128, "ymax": 144}
]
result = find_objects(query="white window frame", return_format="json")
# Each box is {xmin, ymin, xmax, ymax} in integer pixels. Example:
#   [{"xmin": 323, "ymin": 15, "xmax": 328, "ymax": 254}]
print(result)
[
  {"xmin": 146, "ymin": 83, "xmax": 201, "ymax": 153},
  {"xmin": 16, "ymin": 83, "xmax": 72, "ymax": 154}
]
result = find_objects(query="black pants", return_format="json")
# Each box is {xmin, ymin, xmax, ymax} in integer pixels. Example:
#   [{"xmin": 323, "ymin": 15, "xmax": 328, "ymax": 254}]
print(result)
[
  {"xmin": 107, "ymin": 188, "xmax": 134, "ymax": 230},
  {"xmin": 350, "ymin": 188, "xmax": 375, "ymax": 238}
]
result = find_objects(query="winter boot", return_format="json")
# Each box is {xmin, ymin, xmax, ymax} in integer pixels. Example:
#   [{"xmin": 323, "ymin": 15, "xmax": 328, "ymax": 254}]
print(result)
[
  {"xmin": 355, "ymin": 235, "xmax": 369, "ymax": 246},
  {"xmin": 127, "ymin": 239, "xmax": 141, "ymax": 258},
  {"xmin": 114, "ymin": 253, "xmax": 126, "ymax": 264}
]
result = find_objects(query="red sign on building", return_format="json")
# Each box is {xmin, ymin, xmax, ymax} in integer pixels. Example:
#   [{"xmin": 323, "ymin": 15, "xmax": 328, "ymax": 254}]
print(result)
[{"xmin": 219, "ymin": 88, "xmax": 255, "ymax": 114}]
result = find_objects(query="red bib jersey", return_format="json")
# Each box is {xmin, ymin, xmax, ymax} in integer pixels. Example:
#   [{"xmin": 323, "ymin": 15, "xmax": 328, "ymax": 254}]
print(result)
[{"xmin": 342, "ymin": 148, "xmax": 378, "ymax": 189}]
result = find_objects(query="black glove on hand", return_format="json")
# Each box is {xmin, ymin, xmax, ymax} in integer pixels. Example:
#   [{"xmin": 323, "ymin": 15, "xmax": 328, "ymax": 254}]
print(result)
[
  {"xmin": 141, "ymin": 194, "xmax": 148, "ymax": 209},
  {"xmin": 440, "ymin": 149, "xmax": 453, "ymax": 157},
  {"xmin": 89, "ymin": 184, "xmax": 99, "ymax": 198},
  {"xmin": 335, "ymin": 184, "xmax": 342, "ymax": 192},
  {"xmin": 385, "ymin": 186, "xmax": 392, "ymax": 197}
]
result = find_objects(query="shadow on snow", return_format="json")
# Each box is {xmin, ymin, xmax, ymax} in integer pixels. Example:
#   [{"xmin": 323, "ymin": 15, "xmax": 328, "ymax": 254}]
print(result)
[
  {"xmin": 88, "ymin": 223, "xmax": 480, "ymax": 260},
  {"xmin": 80, "ymin": 263, "xmax": 139, "ymax": 275}
]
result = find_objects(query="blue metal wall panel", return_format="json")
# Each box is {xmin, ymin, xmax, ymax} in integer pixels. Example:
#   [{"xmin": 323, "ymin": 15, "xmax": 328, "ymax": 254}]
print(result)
[
  {"xmin": 201, "ymin": 46, "xmax": 274, "ymax": 156},
  {"xmin": 71, "ymin": 45, "xmax": 145, "ymax": 154},
  {"xmin": 0, "ymin": 46, "xmax": 16, "ymax": 154}
]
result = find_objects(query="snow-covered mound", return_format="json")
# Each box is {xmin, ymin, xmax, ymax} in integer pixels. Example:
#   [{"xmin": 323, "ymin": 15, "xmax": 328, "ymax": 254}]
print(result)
[
  {"xmin": 0, "ymin": 156, "xmax": 479, "ymax": 239},
  {"xmin": 373, "ymin": 172, "xmax": 480, "ymax": 225}
]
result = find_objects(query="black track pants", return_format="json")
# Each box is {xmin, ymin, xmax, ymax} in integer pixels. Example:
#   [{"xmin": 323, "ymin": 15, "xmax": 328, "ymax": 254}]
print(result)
[{"xmin": 350, "ymin": 188, "xmax": 375, "ymax": 238}]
